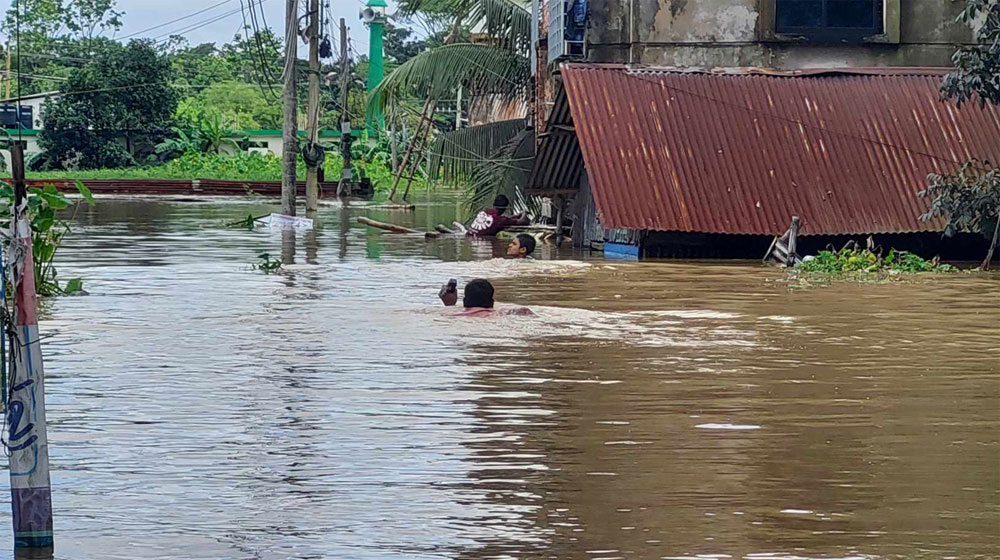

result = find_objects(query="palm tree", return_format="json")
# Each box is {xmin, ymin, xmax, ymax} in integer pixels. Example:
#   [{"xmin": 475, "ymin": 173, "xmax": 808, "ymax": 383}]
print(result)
[{"xmin": 368, "ymin": 0, "xmax": 535, "ymax": 206}]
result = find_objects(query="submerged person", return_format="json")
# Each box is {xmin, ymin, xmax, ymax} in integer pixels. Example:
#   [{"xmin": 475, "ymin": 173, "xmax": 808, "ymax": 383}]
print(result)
[
  {"xmin": 507, "ymin": 233, "xmax": 536, "ymax": 259},
  {"xmin": 438, "ymin": 278, "xmax": 533, "ymax": 316},
  {"xmin": 437, "ymin": 195, "xmax": 530, "ymax": 237}
]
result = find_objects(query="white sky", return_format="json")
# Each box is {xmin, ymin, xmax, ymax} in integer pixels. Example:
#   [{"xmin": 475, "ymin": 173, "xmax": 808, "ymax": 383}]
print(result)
[{"xmin": 111, "ymin": 0, "xmax": 385, "ymax": 54}]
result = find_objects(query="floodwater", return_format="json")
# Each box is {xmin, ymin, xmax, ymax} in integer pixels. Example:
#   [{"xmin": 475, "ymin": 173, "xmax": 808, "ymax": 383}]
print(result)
[{"xmin": 0, "ymin": 195, "xmax": 997, "ymax": 560}]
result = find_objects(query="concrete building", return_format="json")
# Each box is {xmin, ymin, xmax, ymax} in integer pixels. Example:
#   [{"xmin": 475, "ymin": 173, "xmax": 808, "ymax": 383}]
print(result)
[{"xmin": 581, "ymin": 0, "xmax": 978, "ymax": 68}]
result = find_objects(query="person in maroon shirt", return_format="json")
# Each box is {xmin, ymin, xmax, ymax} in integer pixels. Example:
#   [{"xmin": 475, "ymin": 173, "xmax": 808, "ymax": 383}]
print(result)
[{"xmin": 466, "ymin": 195, "xmax": 530, "ymax": 236}]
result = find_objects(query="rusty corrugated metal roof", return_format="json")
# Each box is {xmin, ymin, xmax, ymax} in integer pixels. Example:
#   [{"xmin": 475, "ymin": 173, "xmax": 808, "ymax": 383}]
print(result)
[{"xmin": 556, "ymin": 64, "xmax": 1000, "ymax": 236}]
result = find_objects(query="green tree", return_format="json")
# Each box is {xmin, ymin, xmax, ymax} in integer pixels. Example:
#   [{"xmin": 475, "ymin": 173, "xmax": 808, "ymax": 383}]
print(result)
[
  {"xmin": 369, "ymin": 0, "xmax": 533, "ymax": 205},
  {"xmin": 1, "ymin": 1, "xmax": 123, "ymax": 96},
  {"xmin": 926, "ymin": 0, "xmax": 1000, "ymax": 269},
  {"xmin": 40, "ymin": 40, "xmax": 178, "ymax": 169},
  {"xmin": 941, "ymin": 0, "xmax": 999, "ymax": 108},
  {"xmin": 176, "ymin": 81, "xmax": 282, "ymax": 130}
]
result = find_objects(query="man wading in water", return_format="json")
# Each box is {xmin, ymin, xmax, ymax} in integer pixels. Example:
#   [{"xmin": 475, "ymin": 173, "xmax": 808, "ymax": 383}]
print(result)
[{"xmin": 439, "ymin": 278, "xmax": 533, "ymax": 317}]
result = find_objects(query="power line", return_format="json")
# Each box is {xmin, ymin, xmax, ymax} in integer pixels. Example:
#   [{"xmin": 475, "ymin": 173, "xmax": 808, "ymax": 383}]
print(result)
[
  {"xmin": 151, "ymin": 0, "xmax": 274, "ymax": 43},
  {"xmin": 238, "ymin": 0, "xmax": 281, "ymax": 100},
  {"xmin": 118, "ymin": 0, "xmax": 233, "ymax": 40}
]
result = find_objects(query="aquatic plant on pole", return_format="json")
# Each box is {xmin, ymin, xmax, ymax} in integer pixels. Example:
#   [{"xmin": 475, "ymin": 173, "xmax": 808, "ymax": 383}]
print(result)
[{"xmin": 5, "ymin": 144, "xmax": 54, "ymax": 553}]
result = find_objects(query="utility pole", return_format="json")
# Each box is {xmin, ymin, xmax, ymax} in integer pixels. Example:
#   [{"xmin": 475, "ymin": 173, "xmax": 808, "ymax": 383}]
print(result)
[
  {"xmin": 337, "ymin": 18, "xmax": 352, "ymax": 197},
  {"xmin": 304, "ymin": 0, "xmax": 321, "ymax": 212},
  {"xmin": 281, "ymin": 0, "xmax": 299, "ymax": 216},
  {"xmin": 6, "ymin": 144, "xmax": 54, "ymax": 554}
]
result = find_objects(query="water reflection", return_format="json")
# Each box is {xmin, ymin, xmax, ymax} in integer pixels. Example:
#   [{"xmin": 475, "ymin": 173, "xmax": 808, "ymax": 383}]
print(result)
[{"xmin": 0, "ymin": 196, "xmax": 996, "ymax": 560}]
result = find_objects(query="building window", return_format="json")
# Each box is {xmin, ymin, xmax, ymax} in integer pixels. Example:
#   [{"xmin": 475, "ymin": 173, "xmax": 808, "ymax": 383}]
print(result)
[{"xmin": 775, "ymin": 0, "xmax": 885, "ymax": 41}]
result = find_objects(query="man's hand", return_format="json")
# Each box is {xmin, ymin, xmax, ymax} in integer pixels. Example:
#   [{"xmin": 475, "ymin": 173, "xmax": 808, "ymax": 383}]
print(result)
[{"xmin": 439, "ymin": 280, "xmax": 458, "ymax": 306}]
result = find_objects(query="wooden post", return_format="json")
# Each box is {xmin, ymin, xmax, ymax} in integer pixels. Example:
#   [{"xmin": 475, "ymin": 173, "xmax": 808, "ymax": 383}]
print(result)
[
  {"xmin": 787, "ymin": 216, "xmax": 800, "ymax": 265},
  {"xmin": 4, "ymin": 43, "xmax": 10, "ymax": 99},
  {"xmin": 281, "ymin": 0, "xmax": 299, "ymax": 216},
  {"xmin": 981, "ymin": 215, "xmax": 1000, "ymax": 271},
  {"xmin": 554, "ymin": 195, "xmax": 565, "ymax": 247},
  {"xmin": 7, "ymin": 144, "xmax": 54, "ymax": 553},
  {"xmin": 337, "ymin": 18, "xmax": 352, "ymax": 198},
  {"xmin": 304, "ymin": 0, "xmax": 321, "ymax": 212}
]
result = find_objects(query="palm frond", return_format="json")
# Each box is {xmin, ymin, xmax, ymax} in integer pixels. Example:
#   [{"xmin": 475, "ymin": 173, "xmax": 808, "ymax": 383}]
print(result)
[
  {"xmin": 467, "ymin": 126, "xmax": 537, "ymax": 213},
  {"xmin": 396, "ymin": 0, "xmax": 530, "ymax": 51},
  {"xmin": 368, "ymin": 43, "xmax": 531, "ymax": 116},
  {"xmin": 469, "ymin": 0, "xmax": 531, "ymax": 52},
  {"xmin": 429, "ymin": 118, "xmax": 527, "ymax": 181}
]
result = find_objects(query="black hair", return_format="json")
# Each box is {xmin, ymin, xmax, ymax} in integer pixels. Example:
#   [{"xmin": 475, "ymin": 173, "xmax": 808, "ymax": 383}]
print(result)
[
  {"xmin": 515, "ymin": 233, "xmax": 536, "ymax": 256},
  {"xmin": 493, "ymin": 194, "xmax": 510, "ymax": 212},
  {"xmin": 463, "ymin": 278, "xmax": 495, "ymax": 308}
]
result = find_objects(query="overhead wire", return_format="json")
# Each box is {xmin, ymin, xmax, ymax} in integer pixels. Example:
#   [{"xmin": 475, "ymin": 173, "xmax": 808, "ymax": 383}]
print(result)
[
  {"xmin": 239, "ymin": 0, "xmax": 280, "ymax": 100},
  {"xmin": 150, "ymin": 0, "xmax": 274, "ymax": 43},
  {"xmin": 118, "ymin": 0, "xmax": 233, "ymax": 40}
]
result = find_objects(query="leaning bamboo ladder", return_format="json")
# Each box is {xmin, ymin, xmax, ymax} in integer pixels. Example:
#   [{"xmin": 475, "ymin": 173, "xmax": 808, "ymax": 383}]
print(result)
[{"xmin": 388, "ymin": 99, "xmax": 437, "ymax": 202}]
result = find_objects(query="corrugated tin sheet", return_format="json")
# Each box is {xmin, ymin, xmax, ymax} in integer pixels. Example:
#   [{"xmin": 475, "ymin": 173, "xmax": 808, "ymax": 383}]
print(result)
[
  {"xmin": 558, "ymin": 63, "xmax": 1000, "ymax": 236},
  {"xmin": 528, "ymin": 85, "xmax": 584, "ymax": 192}
]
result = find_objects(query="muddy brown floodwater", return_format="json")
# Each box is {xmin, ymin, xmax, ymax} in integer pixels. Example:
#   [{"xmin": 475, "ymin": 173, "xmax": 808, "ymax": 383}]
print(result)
[{"xmin": 0, "ymin": 196, "xmax": 997, "ymax": 560}]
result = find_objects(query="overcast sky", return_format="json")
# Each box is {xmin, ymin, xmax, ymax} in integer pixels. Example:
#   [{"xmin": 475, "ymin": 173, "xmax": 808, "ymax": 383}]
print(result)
[{"xmin": 112, "ymin": 0, "xmax": 386, "ymax": 54}]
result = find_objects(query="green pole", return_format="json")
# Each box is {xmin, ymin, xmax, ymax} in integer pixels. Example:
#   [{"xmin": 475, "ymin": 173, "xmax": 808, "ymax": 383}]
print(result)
[{"xmin": 365, "ymin": 0, "xmax": 386, "ymax": 134}]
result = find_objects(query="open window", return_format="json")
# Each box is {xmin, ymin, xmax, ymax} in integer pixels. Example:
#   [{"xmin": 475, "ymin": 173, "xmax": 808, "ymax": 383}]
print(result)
[{"xmin": 761, "ymin": 0, "xmax": 899, "ymax": 43}]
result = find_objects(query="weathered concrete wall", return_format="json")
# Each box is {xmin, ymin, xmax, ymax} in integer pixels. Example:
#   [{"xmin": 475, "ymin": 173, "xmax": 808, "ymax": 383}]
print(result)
[{"xmin": 586, "ymin": 0, "xmax": 976, "ymax": 69}]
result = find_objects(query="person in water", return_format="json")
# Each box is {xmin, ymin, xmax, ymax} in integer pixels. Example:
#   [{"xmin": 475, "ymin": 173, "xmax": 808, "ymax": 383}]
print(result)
[
  {"xmin": 507, "ymin": 233, "xmax": 536, "ymax": 258},
  {"xmin": 466, "ymin": 195, "xmax": 530, "ymax": 236},
  {"xmin": 439, "ymin": 278, "xmax": 532, "ymax": 316}
]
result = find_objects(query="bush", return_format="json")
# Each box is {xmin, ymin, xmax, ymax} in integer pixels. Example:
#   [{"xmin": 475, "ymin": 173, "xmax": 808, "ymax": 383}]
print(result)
[{"xmin": 98, "ymin": 142, "xmax": 136, "ymax": 169}]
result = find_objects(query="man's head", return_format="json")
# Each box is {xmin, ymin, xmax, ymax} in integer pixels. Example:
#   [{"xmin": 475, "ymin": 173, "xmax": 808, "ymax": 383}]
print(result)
[
  {"xmin": 507, "ymin": 233, "xmax": 536, "ymax": 258},
  {"xmin": 493, "ymin": 194, "xmax": 510, "ymax": 214},
  {"xmin": 463, "ymin": 278, "xmax": 495, "ymax": 308}
]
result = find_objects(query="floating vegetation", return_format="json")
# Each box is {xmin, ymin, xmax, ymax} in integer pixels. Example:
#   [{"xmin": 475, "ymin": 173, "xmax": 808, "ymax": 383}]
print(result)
[{"xmin": 252, "ymin": 253, "xmax": 283, "ymax": 273}]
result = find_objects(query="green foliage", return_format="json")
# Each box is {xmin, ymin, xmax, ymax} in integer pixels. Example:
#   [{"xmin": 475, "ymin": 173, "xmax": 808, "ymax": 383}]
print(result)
[
  {"xmin": 97, "ymin": 141, "xmax": 135, "ymax": 169},
  {"xmin": 797, "ymin": 246, "xmax": 956, "ymax": 276},
  {"xmin": 39, "ymin": 40, "xmax": 178, "ymax": 169},
  {"xmin": 17, "ymin": 150, "xmax": 434, "ymax": 197},
  {"xmin": 941, "ymin": 0, "xmax": 1000, "ymax": 108},
  {"xmin": 369, "ymin": 43, "xmax": 530, "ymax": 116},
  {"xmin": 157, "ymin": 111, "xmax": 248, "ymax": 158},
  {"xmin": 3, "ymin": 0, "xmax": 122, "ymax": 41},
  {"xmin": 253, "ymin": 253, "xmax": 282, "ymax": 273},
  {"xmin": 921, "ymin": 160, "xmax": 1000, "ymax": 269},
  {"xmin": 175, "ymin": 81, "xmax": 282, "ymax": 130},
  {"xmin": 0, "ymin": 182, "xmax": 93, "ymax": 296},
  {"xmin": 227, "ymin": 213, "xmax": 260, "ymax": 231},
  {"xmin": 921, "ymin": 160, "xmax": 1000, "ymax": 239}
]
